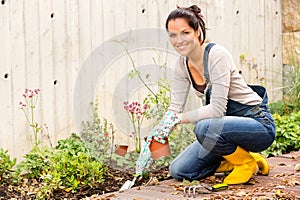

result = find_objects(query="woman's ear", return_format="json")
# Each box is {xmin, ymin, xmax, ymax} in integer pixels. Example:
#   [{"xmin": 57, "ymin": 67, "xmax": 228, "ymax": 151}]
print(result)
[{"xmin": 196, "ymin": 27, "xmax": 201, "ymax": 37}]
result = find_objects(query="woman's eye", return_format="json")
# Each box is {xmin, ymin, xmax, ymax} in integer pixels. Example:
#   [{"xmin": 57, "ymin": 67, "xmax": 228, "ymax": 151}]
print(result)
[
  {"xmin": 169, "ymin": 34, "xmax": 176, "ymax": 38},
  {"xmin": 183, "ymin": 32, "xmax": 189, "ymax": 35}
]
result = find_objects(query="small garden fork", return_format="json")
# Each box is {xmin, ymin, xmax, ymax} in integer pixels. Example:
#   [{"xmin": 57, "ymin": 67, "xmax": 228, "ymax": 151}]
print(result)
[{"xmin": 183, "ymin": 183, "xmax": 228, "ymax": 198}]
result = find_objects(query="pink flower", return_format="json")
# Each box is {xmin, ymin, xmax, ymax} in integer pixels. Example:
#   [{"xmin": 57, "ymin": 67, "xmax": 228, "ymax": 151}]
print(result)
[
  {"xmin": 143, "ymin": 104, "xmax": 148, "ymax": 110},
  {"xmin": 19, "ymin": 101, "xmax": 26, "ymax": 109}
]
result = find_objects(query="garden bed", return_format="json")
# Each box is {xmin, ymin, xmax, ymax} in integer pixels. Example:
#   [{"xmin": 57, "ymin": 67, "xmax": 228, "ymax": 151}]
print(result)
[{"xmin": 0, "ymin": 166, "xmax": 170, "ymax": 199}]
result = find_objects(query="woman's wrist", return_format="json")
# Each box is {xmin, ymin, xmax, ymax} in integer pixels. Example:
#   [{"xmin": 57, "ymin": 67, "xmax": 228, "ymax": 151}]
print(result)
[{"xmin": 178, "ymin": 113, "xmax": 189, "ymax": 124}]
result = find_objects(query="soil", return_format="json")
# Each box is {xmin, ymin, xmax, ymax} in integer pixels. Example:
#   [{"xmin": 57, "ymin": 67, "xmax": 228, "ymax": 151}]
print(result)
[{"xmin": 0, "ymin": 166, "xmax": 170, "ymax": 199}]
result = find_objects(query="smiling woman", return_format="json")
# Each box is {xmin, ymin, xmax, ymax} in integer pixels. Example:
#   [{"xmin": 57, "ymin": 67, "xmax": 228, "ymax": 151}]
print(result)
[{"xmin": 142, "ymin": 4, "xmax": 278, "ymax": 186}]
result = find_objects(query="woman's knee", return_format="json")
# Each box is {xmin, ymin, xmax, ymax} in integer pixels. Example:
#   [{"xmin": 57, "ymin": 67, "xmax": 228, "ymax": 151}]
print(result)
[
  {"xmin": 194, "ymin": 120, "xmax": 213, "ymax": 144},
  {"xmin": 169, "ymin": 160, "xmax": 183, "ymax": 181}
]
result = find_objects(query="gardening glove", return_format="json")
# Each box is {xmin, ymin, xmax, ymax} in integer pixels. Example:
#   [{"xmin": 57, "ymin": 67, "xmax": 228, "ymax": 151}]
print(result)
[
  {"xmin": 135, "ymin": 111, "xmax": 181, "ymax": 176},
  {"xmin": 151, "ymin": 111, "xmax": 182, "ymax": 143}
]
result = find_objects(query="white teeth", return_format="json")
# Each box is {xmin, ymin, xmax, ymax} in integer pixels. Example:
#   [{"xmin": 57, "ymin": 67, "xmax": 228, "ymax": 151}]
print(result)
[{"xmin": 177, "ymin": 45, "xmax": 186, "ymax": 50}]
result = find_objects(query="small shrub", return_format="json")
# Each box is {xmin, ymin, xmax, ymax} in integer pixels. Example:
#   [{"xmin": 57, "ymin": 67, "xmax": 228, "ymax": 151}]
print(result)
[
  {"xmin": 270, "ymin": 100, "xmax": 286, "ymax": 115},
  {"xmin": 44, "ymin": 147, "xmax": 106, "ymax": 193},
  {"xmin": 18, "ymin": 146, "xmax": 53, "ymax": 180},
  {"xmin": 55, "ymin": 133, "xmax": 88, "ymax": 156},
  {"xmin": 0, "ymin": 148, "xmax": 17, "ymax": 185},
  {"xmin": 80, "ymin": 101, "xmax": 115, "ymax": 164},
  {"xmin": 263, "ymin": 111, "xmax": 300, "ymax": 157},
  {"xmin": 42, "ymin": 133, "xmax": 107, "ymax": 193},
  {"xmin": 17, "ymin": 134, "xmax": 107, "ymax": 199}
]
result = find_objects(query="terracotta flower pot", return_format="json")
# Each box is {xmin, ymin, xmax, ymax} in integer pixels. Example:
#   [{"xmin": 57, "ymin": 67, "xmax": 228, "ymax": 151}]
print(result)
[
  {"xmin": 115, "ymin": 145, "xmax": 128, "ymax": 156},
  {"xmin": 149, "ymin": 138, "xmax": 171, "ymax": 160}
]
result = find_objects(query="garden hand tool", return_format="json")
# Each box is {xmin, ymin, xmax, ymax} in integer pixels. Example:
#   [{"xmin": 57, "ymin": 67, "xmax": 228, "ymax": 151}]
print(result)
[
  {"xmin": 119, "ymin": 176, "xmax": 137, "ymax": 191},
  {"xmin": 183, "ymin": 183, "xmax": 228, "ymax": 198},
  {"xmin": 119, "ymin": 111, "xmax": 181, "ymax": 191}
]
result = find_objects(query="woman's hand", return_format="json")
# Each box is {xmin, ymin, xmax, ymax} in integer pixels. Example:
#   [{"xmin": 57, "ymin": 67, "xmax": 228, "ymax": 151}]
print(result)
[{"xmin": 151, "ymin": 111, "xmax": 182, "ymax": 139}]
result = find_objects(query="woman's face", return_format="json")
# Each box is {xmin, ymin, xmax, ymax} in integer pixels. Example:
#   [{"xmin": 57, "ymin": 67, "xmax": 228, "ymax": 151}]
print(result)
[{"xmin": 167, "ymin": 18, "xmax": 200, "ymax": 57}]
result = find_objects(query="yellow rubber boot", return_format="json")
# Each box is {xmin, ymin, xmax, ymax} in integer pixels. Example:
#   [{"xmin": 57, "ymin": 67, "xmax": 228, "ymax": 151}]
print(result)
[
  {"xmin": 250, "ymin": 152, "xmax": 270, "ymax": 175},
  {"xmin": 223, "ymin": 146, "xmax": 257, "ymax": 185},
  {"xmin": 215, "ymin": 160, "xmax": 233, "ymax": 173},
  {"xmin": 216, "ymin": 153, "xmax": 269, "ymax": 175}
]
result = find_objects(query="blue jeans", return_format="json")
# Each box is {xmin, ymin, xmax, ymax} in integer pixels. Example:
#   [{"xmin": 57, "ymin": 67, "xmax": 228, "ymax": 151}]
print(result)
[{"xmin": 169, "ymin": 85, "xmax": 276, "ymax": 181}]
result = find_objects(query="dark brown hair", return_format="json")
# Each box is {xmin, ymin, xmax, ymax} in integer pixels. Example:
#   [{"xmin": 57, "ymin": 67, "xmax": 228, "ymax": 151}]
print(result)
[{"xmin": 165, "ymin": 5, "xmax": 206, "ymax": 45}]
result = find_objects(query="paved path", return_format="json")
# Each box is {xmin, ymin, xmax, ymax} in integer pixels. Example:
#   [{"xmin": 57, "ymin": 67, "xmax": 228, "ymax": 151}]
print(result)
[{"xmin": 96, "ymin": 151, "xmax": 300, "ymax": 200}]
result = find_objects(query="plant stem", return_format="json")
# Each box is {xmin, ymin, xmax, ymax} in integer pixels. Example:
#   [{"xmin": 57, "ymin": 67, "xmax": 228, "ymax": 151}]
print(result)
[{"xmin": 114, "ymin": 40, "xmax": 158, "ymax": 101}]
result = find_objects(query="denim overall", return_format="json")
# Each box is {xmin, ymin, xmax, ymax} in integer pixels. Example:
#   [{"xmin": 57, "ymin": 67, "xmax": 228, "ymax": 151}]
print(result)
[{"xmin": 169, "ymin": 43, "xmax": 276, "ymax": 181}]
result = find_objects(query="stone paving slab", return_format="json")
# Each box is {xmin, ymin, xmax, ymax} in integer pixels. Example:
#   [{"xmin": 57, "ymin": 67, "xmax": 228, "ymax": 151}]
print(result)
[{"xmin": 96, "ymin": 152, "xmax": 300, "ymax": 200}]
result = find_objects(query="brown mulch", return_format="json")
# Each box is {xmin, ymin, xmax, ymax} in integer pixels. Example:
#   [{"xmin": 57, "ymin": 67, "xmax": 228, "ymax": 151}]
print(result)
[{"xmin": 0, "ymin": 166, "xmax": 170, "ymax": 199}]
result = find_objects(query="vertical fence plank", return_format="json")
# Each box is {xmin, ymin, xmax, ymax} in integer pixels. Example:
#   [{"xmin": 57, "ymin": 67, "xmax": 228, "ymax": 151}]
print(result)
[
  {"xmin": 38, "ymin": 0, "xmax": 55, "ymax": 147},
  {"xmin": 9, "ymin": 0, "xmax": 29, "ymax": 159},
  {"xmin": 0, "ymin": 0, "xmax": 13, "ymax": 154},
  {"xmin": 264, "ymin": 0, "xmax": 282, "ymax": 102},
  {"xmin": 51, "ymin": 0, "xmax": 73, "ymax": 142},
  {"xmin": 22, "ymin": 0, "xmax": 43, "ymax": 153},
  {"xmin": 65, "ymin": 0, "xmax": 79, "ymax": 134},
  {"xmin": 248, "ymin": 0, "xmax": 266, "ymax": 85}
]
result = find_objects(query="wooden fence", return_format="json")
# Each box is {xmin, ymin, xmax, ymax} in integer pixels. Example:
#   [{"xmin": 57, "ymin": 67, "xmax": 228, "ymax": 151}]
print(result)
[{"xmin": 0, "ymin": 0, "xmax": 282, "ymax": 160}]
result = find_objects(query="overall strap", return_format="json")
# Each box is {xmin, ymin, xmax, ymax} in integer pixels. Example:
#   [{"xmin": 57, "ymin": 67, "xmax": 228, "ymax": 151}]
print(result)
[{"xmin": 203, "ymin": 43, "xmax": 216, "ymax": 83}]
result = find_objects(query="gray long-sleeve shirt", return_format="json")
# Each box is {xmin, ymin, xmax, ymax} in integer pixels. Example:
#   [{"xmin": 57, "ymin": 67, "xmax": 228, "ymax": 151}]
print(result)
[{"xmin": 168, "ymin": 44, "xmax": 262, "ymax": 124}]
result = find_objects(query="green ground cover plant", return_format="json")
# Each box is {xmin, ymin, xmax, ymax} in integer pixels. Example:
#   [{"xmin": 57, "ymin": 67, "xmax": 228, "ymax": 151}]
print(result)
[
  {"xmin": 14, "ymin": 134, "xmax": 107, "ymax": 199},
  {"xmin": 263, "ymin": 111, "xmax": 300, "ymax": 157},
  {"xmin": 0, "ymin": 148, "xmax": 17, "ymax": 185}
]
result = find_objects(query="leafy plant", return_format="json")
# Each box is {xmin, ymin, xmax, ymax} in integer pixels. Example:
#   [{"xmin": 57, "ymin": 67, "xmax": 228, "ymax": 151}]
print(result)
[
  {"xmin": 16, "ymin": 133, "xmax": 107, "ymax": 199},
  {"xmin": 270, "ymin": 100, "xmax": 286, "ymax": 115},
  {"xmin": 55, "ymin": 133, "xmax": 88, "ymax": 156},
  {"xmin": 0, "ymin": 148, "xmax": 17, "ymax": 185},
  {"xmin": 44, "ymin": 145, "xmax": 106, "ymax": 193},
  {"xmin": 18, "ymin": 146, "xmax": 53, "ymax": 180},
  {"xmin": 263, "ymin": 111, "xmax": 300, "ymax": 157},
  {"xmin": 80, "ymin": 101, "xmax": 115, "ymax": 164}
]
